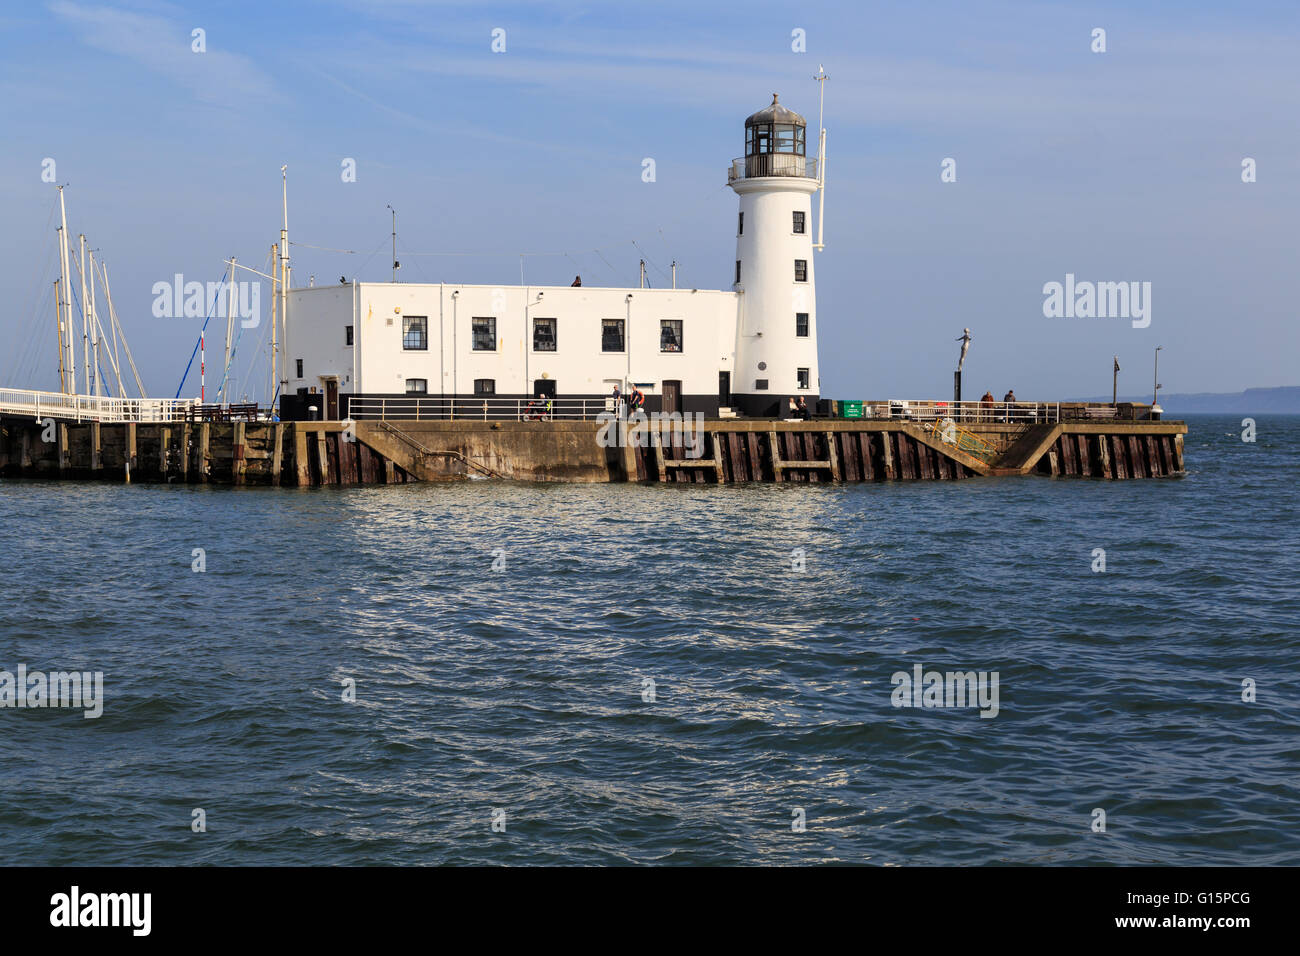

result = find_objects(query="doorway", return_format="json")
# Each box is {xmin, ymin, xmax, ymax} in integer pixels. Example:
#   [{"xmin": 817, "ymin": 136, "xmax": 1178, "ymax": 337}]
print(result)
[
  {"xmin": 323, "ymin": 378, "xmax": 340, "ymax": 420},
  {"xmin": 533, "ymin": 378, "xmax": 556, "ymax": 399},
  {"xmin": 718, "ymin": 371, "xmax": 731, "ymax": 407},
  {"xmin": 662, "ymin": 379, "xmax": 681, "ymax": 415}
]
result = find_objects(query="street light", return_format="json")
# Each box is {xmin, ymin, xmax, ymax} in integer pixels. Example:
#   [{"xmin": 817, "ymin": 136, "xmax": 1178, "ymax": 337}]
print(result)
[{"xmin": 1152, "ymin": 345, "xmax": 1163, "ymax": 408}]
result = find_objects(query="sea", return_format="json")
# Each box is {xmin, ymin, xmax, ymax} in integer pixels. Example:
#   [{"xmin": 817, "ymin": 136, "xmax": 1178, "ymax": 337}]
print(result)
[{"xmin": 1, "ymin": 414, "xmax": 1296, "ymax": 865}]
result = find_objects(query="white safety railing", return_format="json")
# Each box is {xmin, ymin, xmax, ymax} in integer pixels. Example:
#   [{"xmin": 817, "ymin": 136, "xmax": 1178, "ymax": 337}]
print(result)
[
  {"xmin": 347, "ymin": 396, "xmax": 613, "ymax": 422},
  {"xmin": 856, "ymin": 400, "xmax": 1063, "ymax": 424},
  {"xmin": 0, "ymin": 387, "xmax": 196, "ymax": 423}
]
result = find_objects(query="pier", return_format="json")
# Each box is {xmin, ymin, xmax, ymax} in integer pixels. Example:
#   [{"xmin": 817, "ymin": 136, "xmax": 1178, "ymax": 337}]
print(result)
[{"xmin": 0, "ymin": 388, "xmax": 1185, "ymax": 486}]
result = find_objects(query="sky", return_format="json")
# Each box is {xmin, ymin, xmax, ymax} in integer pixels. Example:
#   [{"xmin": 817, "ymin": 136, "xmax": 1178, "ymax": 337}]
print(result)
[{"xmin": 1, "ymin": 0, "xmax": 1297, "ymax": 402}]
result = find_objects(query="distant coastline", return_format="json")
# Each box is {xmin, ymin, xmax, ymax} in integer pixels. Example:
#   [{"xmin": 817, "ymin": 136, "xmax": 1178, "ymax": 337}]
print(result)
[{"xmin": 1071, "ymin": 386, "xmax": 1300, "ymax": 414}]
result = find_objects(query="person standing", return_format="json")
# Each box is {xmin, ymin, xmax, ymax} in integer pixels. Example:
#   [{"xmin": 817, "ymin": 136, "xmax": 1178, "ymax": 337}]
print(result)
[{"xmin": 612, "ymin": 383, "xmax": 623, "ymax": 419}]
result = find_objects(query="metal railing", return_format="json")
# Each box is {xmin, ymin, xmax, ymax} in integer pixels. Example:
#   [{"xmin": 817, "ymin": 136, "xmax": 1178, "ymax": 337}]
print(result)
[
  {"xmin": 0, "ymin": 387, "xmax": 196, "ymax": 423},
  {"xmin": 858, "ymin": 400, "xmax": 1062, "ymax": 424},
  {"xmin": 347, "ymin": 396, "xmax": 613, "ymax": 422},
  {"xmin": 920, "ymin": 418, "xmax": 1001, "ymax": 462},
  {"xmin": 728, "ymin": 155, "xmax": 819, "ymax": 183}
]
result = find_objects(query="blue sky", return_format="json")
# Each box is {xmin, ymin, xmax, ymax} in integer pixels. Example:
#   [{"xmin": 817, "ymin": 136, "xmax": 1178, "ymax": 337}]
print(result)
[{"xmin": 1, "ymin": 0, "xmax": 1297, "ymax": 401}]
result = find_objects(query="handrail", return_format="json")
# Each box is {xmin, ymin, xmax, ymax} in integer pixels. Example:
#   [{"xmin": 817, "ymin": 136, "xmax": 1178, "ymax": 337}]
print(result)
[
  {"xmin": 920, "ymin": 417, "xmax": 1000, "ymax": 463},
  {"xmin": 377, "ymin": 421, "xmax": 502, "ymax": 478},
  {"xmin": 0, "ymin": 386, "xmax": 195, "ymax": 423},
  {"xmin": 349, "ymin": 396, "xmax": 606, "ymax": 422}
]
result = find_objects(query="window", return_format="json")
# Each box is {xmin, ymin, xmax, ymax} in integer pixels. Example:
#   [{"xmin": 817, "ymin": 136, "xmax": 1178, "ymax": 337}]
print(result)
[
  {"xmin": 792, "ymin": 211, "xmax": 805, "ymax": 234},
  {"xmin": 755, "ymin": 379, "xmax": 769, "ymax": 390},
  {"xmin": 735, "ymin": 260, "xmax": 742, "ymax": 284},
  {"xmin": 794, "ymin": 259, "xmax": 807, "ymax": 282},
  {"xmin": 796, "ymin": 312, "xmax": 809, "ymax": 337},
  {"xmin": 660, "ymin": 320, "xmax": 683, "ymax": 353},
  {"xmin": 601, "ymin": 319, "xmax": 625, "ymax": 352},
  {"xmin": 474, "ymin": 378, "xmax": 495, "ymax": 396},
  {"xmin": 797, "ymin": 368, "xmax": 810, "ymax": 389},
  {"xmin": 472, "ymin": 317, "xmax": 496, "ymax": 351},
  {"xmin": 405, "ymin": 378, "xmax": 427, "ymax": 394},
  {"xmin": 295, "ymin": 359, "xmax": 303, "ymax": 378},
  {"xmin": 738, "ymin": 212, "xmax": 743, "ymax": 235},
  {"xmin": 403, "ymin": 315, "xmax": 428, "ymax": 350},
  {"xmin": 345, "ymin": 325, "xmax": 354, "ymax": 345},
  {"xmin": 533, "ymin": 317, "xmax": 556, "ymax": 352}
]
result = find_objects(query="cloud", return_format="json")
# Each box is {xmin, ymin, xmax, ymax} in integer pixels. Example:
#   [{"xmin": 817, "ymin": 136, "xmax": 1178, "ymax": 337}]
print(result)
[{"xmin": 48, "ymin": 1, "xmax": 281, "ymax": 103}]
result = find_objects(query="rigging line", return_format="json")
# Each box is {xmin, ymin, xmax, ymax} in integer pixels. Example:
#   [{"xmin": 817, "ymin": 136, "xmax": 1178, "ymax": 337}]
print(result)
[
  {"xmin": 355, "ymin": 234, "xmax": 394, "ymax": 279},
  {"xmin": 288, "ymin": 241, "xmax": 359, "ymax": 253},
  {"xmin": 11, "ymin": 199, "xmax": 61, "ymax": 383},
  {"xmin": 631, "ymin": 240, "xmax": 670, "ymax": 280},
  {"xmin": 594, "ymin": 249, "xmax": 632, "ymax": 287},
  {"xmin": 173, "ymin": 272, "xmax": 231, "ymax": 399}
]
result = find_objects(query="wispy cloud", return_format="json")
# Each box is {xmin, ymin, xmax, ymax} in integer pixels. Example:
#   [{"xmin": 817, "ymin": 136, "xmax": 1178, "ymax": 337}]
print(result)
[{"xmin": 48, "ymin": 1, "xmax": 281, "ymax": 103}]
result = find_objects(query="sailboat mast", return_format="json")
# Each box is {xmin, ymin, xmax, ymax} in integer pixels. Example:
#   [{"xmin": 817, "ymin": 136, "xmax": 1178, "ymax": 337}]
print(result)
[
  {"xmin": 269, "ymin": 242, "xmax": 278, "ymax": 410},
  {"xmin": 280, "ymin": 166, "xmax": 290, "ymax": 401},
  {"xmin": 89, "ymin": 248, "xmax": 102, "ymax": 396},
  {"xmin": 79, "ymin": 234, "xmax": 91, "ymax": 395},
  {"xmin": 53, "ymin": 280, "xmax": 66, "ymax": 392},
  {"xmin": 57, "ymin": 187, "xmax": 76, "ymax": 395},
  {"xmin": 223, "ymin": 257, "xmax": 237, "ymax": 400},
  {"xmin": 102, "ymin": 261, "xmax": 124, "ymax": 397}
]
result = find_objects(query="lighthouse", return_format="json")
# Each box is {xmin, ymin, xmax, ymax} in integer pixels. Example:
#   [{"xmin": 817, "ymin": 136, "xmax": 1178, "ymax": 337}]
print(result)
[{"xmin": 729, "ymin": 93, "xmax": 821, "ymax": 417}]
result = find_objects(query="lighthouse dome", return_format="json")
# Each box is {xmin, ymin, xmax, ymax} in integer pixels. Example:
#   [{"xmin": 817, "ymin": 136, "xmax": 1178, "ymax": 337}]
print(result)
[{"xmin": 744, "ymin": 93, "xmax": 806, "ymax": 129}]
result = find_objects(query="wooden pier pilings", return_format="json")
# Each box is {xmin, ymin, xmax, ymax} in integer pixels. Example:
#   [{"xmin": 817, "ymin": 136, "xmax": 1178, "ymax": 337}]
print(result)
[{"xmin": 0, "ymin": 415, "xmax": 1186, "ymax": 487}]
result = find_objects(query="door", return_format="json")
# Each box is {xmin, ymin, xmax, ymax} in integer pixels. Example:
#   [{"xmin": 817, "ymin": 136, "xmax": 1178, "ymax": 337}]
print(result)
[
  {"xmin": 662, "ymin": 380, "xmax": 681, "ymax": 415},
  {"xmin": 533, "ymin": 378, "xmax": 556, "ymax": 399},
  {"xmin": 718, "ymin": 371, "xmax": 731, "ymax": 407},
  {"xmin": 324, "ymin": 379, "xmax": 340, "ymax": 420}
]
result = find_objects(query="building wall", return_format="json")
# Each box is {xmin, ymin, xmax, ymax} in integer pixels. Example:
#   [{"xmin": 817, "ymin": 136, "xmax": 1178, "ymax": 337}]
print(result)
[
  {"xmin": 732, "ymin": 176, "xmax": 820, "ymax": 416},
  {"xmin": 287, "ymin": 283, "xmax": 740, "ymax": 412},
  {"xmin": 283, "ymin": 283, "xmax": 356, "ymax": 406}
]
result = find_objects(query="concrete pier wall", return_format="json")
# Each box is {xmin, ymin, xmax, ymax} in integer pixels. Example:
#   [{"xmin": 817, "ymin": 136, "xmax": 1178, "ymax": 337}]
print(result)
[{"xmin": 0, "ymin": 415, "xmax": 1187, "ymax": 487}]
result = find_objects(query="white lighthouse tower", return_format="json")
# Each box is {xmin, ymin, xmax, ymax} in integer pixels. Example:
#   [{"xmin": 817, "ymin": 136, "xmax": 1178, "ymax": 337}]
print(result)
[{"xmin": 729, "ymin": 93, "xmax": 821, "ymax": 417}]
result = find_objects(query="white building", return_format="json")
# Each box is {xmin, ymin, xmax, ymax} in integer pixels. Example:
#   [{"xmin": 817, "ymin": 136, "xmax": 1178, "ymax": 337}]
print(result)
[{"xmin": 283, "ymin": 94, "xmax": 822, "ymax": 420}]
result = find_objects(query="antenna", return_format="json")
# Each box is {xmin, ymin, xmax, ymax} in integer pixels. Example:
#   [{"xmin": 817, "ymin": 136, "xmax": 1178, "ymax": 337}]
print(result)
[
  {"xmin": 387, "ymin": 204, "xmax": 399, "ymax": 282},
  {"xmin": 813, "ymin": 65, "xmax": 828, "ymax": 252}
]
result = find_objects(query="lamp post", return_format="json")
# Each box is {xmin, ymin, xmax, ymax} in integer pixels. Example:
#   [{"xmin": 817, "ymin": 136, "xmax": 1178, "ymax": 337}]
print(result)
[
  {"xmin": 1112, "ymin": 356, "xmax": 1120, "ymax": 407},
  {"xmin": 1152, "ymin": 345, "xmax": 1162, "ymax": 407}
]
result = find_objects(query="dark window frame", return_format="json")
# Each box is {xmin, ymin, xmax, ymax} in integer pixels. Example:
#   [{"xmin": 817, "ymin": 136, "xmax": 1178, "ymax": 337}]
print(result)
[
  {"xmin": 402, "ymin": 314, "xmax": 428, "ymax": 351},
  {"xmin": 345, "ymin": 325, "xmax": 354, "ymax": 346},
  {"xmin": 474, "ymin": 378, "xmax": 495, "ymax": 396},
  {"xmin": 792, "ymin": 211, "xmax": 806, "ymax": 234},
  {"xmin": 601, "ymin": 318, "xmax": 625, "ymax": 353},
  {"xmin": 797, "ymin": 368, "xmax": 810, "ymax": 390},
  {"xmin": 659, "ymin": 319, "xmax": 683, "ymax": 353},
  {"xmin": 405, "ymin": 378, "xmax": 428, "ymax": 395},
  {"xmin": 533, "ymin": 316, "xmax": 557, "ymax": 352},
  {"xmin": 295, "ymin": 358, "xmax": 303, "ymax": 378},
  {"xmin": 755, "ymin": 379, "xmax": 769, "ymax": 390},
  {"xmin": 735, "ymin": 260, "xmax": 741, "ymax": 284},
  {"xmin": 471, "ymin": 316, "xmax": 496, "ymax": 352},
  {"xmin": 796, "ymin": 312, "xmax": 809, "ymax": 337},
  {"xmin": 794, "ymin": 259, "xmax": 808, "ymax": 282}
]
